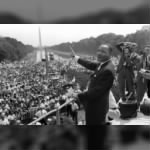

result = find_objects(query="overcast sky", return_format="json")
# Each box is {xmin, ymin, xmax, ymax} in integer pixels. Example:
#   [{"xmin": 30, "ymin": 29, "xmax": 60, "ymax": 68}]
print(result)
[
  {"xmin": 0, "ymin": 0, "xmax": 144, "ymax": 21},
  {"xmin": 0, "ymin": 24, "xmax": 147, "ymax": 47}
]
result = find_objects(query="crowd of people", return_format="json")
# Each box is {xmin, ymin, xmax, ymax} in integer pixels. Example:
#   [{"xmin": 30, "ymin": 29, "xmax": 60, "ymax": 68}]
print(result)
[{"xmin": 0, "ymin": 59, "xmax": 84, "ymax": 125}]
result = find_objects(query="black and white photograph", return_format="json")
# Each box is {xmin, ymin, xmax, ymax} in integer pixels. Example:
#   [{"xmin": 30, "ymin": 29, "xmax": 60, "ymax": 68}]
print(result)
[{"xmin": 0, "ymin": 24, "xmax": 149, "ymax": 126}]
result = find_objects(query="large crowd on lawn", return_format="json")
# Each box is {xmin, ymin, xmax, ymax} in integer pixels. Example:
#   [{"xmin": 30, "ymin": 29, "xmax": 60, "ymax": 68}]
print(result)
[
  {"xmin": 0, "ymin": 54, "xmax": 123, "ymax": 125},
  {"xmin": 0, "ymin": 59, "xmax": 85, "ymax": 125}
]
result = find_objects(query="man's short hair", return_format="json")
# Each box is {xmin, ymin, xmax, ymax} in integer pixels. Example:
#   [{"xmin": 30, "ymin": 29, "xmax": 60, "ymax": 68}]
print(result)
[{"xmin": 100, "ymin": 44, "xmax": 113, "ymax": 53}]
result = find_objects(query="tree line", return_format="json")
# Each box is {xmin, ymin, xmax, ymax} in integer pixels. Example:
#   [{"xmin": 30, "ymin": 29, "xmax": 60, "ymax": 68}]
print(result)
[
  {"xmin": 0, "ymin": 37, "xmax": 34, "ymax": 62},
  {"xmin": 50, "ymin": 25, "xmax": 150, "ymax": 57}
]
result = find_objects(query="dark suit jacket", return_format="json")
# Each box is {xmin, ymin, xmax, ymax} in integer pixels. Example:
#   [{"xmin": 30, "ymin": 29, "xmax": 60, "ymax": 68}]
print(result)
[
  {"xmin": 136, "ymin": 56, "xmax": 147, "ymax": 102},
  {"xmin": 77, "ymin": 58, "xmax": 115, "ymax": 125}
]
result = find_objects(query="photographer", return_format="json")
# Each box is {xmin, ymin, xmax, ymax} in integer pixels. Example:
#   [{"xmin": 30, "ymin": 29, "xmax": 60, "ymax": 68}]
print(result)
[{"xmin": 117, "ymin": 42, "xmax": 137, "ymax": 102}]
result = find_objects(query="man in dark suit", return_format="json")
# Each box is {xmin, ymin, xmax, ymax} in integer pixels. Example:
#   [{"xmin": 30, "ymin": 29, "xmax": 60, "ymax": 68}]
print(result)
[
  {"xmin": 73, "ymin": 44, "xmax": 115, "ymax": 125},
  {"xmin": 136, "ymin": 47, "xmax": 148, "ymax": 106},
  {"xmin": 137, "ymin": 45, "xmax": 150, "ymax": 103}
]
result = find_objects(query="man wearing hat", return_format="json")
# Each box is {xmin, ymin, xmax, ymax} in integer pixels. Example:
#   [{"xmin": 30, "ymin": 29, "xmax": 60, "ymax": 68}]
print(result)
[{"xmin": 117, "ymin": 42, "xmax": 137, "ymax": 101}]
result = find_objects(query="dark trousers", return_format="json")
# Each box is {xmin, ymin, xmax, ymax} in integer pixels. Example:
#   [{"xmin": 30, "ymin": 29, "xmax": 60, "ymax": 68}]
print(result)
[
  {"xmin": 72, "ymin": 111, "xmax": 78, "ymax": 124},
  {"xmin": 136, "ymin": 75, "xmax": 147, "ymax": 105},
  {"xmin": 118, "ymin": 68, "xmax": 134, "ymax": 101},
  {"xmin": 66, "ymin": 104, "xmax": 72, "ymax": 117},
  {"xmin": 147, "ymin": 80, "xmax": 150, "ymax": 98}
]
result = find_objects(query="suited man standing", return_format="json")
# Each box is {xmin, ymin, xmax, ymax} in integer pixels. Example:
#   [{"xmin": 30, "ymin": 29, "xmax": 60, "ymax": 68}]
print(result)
[
  {"xmin": 73, "ymin": 44, "xmax": 115, "ymax": 125},
  {"xmin": 137, "ymin": 45, "xmax": 150, "ymax": 103}
]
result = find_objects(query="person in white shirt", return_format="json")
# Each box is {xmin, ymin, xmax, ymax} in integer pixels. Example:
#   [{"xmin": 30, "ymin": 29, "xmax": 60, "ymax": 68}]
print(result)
[
  {"xmin": 106, "ymin": 90, "xmax": 120, "ymax": 122},
  {"xmin": 35, "ymin": 106, "xmax": 47, "ymax": 118},
  {"xmin": 0, "ymin": 113, "xmax": 10, "ymax": 125}
]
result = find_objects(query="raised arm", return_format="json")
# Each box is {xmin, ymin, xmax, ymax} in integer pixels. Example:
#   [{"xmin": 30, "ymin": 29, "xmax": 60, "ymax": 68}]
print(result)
[{"xmin": 77, "ymin": 58, "xmax": 99, "ymax": 71}]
